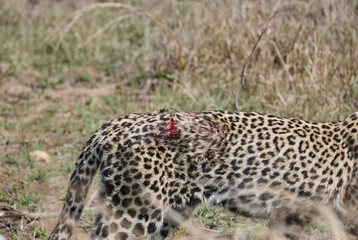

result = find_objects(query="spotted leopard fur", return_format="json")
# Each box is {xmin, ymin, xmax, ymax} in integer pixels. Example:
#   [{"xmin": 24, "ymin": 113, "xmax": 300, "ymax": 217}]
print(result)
[{"xmin": 48, "ymin": 110, "xmax": 358, "ymax": 240}]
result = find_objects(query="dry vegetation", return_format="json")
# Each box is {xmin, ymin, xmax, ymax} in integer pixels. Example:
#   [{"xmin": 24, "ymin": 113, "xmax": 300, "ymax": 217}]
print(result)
[{"xmin": 0, "ymin": 0, "xmax": 357, "ymax": 239}]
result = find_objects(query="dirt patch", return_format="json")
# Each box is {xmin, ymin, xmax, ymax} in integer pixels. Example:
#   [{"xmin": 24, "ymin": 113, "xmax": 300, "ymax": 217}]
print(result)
[
  {"xmin": 0, "ymin": 81, "xmax": 119, "ymax": 125},
  {"xmin": 45, "ymin": 83, "xmax": 118, "ymax": 99},
  {"xmin": 1, "ymin": 82, "xmax": 32, "ymax": 97},
  {"xmin": 0, "ymin": 75, "xmax": 36, "ymax": 107},
  {"xmin": 0, "ymin": 167, "xmax": 13, "ymax": 185}
]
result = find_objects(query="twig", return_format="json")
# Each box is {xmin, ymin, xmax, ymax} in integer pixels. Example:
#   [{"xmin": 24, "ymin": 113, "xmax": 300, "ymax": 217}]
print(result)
[
  {"xmin": 235, "ymin": 8, "xmax": 289, "ymax": 111},
  {"xmin": 25, "ymin": 212, "xmax": 60, "ymax": 219},
  {"xmin": 0, "ymin": 205, "xmax": 59, "ymax": 222},
  {"xmin": 78, "ymin": 15, "xmax": 132, "ymax": 48},
  {"xmin": 85, "ymin": 190, "xmax": 98, "ymax": 208},
  {"xmin": 0, "ymin": 222, "xmax": 12, "ymax": 231},
  {"xmin": 0, "ymin": 205, "xmax": 34, "ymax": 222},
  {"xmin": 53, "ymin": 2, "xmax": 169, "ymax": 52}
]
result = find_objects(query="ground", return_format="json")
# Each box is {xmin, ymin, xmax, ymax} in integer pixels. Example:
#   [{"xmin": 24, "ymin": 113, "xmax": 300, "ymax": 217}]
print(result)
[{"xmin": 0, "ymin": 0, "xmax": 357, "ymax": 239}]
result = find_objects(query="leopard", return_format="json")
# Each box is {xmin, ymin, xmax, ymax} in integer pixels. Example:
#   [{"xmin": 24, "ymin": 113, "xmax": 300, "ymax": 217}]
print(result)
[{"xmin": 48, "ymin": 109, "xmax": 358, "ymax": 240}]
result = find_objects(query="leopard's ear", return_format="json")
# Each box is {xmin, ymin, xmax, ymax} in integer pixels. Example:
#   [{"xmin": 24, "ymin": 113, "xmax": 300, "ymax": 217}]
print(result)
[
  {"xmin": 158, "ymin": 108, "xmax": 170, "ymax": 113},
  {"xmin": 156, "ymin": 108, "xmax": 178, "ymax": 114}
]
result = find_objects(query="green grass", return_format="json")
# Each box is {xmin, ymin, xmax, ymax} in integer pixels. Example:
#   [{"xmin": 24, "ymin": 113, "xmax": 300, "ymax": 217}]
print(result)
[
  {"xmin": 0, "ymin": 186, "xmax": 43, "ymax": 211},
  {"xmin": 28, "ymin": 170, "xmax": 50, "ymax": 181},
  {"xmin": 31, "ymin": 226, "xmax": 47, "ymax": 240},
  {"xmin": 194, "ymin": 206, "xmax": 271, "ymax": 239}
]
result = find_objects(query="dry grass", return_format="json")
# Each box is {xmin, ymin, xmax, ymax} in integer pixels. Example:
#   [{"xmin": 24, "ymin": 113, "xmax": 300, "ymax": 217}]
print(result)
[
  {"xmin": 0, "ymin": 0, "xmax": 357, "ymax": 239},
  {"xmin": 1, "ymin": 0, "xmax": 357, "ymax": 118}
]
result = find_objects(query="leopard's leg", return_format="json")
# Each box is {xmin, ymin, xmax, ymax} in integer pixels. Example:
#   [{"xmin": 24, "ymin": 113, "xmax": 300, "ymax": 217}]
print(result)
[
  {"xmin": 91, "ymin": 181, "xmax": 198, "ymax": 240},
  {"xmin": 218, "ymin": 188, "xmax": 324, "ymax": 240},
  {"xmin": 149, "ymin": 205, "xmax": 198, "ymax": 239},
  {"xmin": 343, "ymin": 179, "xmax": 358, "ymax": 238},
  {"xmin": 343, "ymin": 142, "xmax": 358, "ymax": 238},
  {"xmin": 91, "ymin": 182, "xmax": 163, "ymax": 240},
  {"xmin": 91, "ymin": 205, "xmax": 197, "ymax": 240}
]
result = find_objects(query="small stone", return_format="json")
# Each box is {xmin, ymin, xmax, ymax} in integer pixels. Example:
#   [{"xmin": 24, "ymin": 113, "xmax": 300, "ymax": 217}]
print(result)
[{"xmin": 29, "ymin": 150, "xmax": 51, "ymax": 163}]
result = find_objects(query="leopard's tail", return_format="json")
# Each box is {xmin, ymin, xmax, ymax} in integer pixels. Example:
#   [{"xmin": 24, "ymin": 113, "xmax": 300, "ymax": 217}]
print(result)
[{"xmin": 48, "ymin": 130, "xmax": 104, "ymax": 240}]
